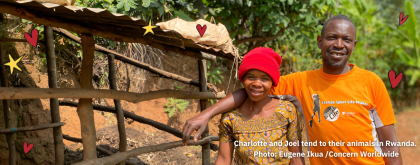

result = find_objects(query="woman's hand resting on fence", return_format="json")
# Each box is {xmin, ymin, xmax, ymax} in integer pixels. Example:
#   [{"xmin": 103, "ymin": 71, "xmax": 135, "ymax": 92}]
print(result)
[{"xmin": 181, "ymin": 88, "xmax": 303, "ymax": 146}]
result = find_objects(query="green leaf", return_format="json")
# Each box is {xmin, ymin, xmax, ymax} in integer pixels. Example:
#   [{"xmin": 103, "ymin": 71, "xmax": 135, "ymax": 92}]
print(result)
[
  {"xmin": 213, "ymin": 75, "xmax": 221, "ymax": 84},
  {"xmin": 396, "ymin": 48, "xmax": 415, "ymax": 66},
  {"xmin": 142, "ymin": 0, "xmax": 150, "ymax": 7},
  {"xmin": 208, "ymin": 8, "xmax": 215, "ymax": 15},
  {"xmin": 236, "ymin": 0, "xmax": 243, "ymax": 6},
  {"xmin": 168, "ymin": 107, "xmax": 175, "ymax": 118},
  {"xmin": 407, "ymin": 70, "xmax": 420, "ymax": 86},
  {"xmin": 164, "ymin": 102, "xmax": 172, "ymax": 107},
  {"xmin": 117, "ymin": 0, "xmax": 137, "ymax": 11},
  {"xmin": 262, "ymin": 21, "xmax": 271, "ymax": 32},
  {"xmin": 174, "ymin": 11, "xmax": 194, "ymax": 21},
  {"xmin": 164, "ymin": 107, "xmax": 171, "ymax": 112},
  {"xmin": 305, "ymin": 14, "xmax": 312, "ymax": 25},
  {"xmin": 158, "ymin": 5, "xmax": 165, "ymax": 16},
  {"xmin": 149, "ymin": 0, "xmax": 160, "ymax": 7}
]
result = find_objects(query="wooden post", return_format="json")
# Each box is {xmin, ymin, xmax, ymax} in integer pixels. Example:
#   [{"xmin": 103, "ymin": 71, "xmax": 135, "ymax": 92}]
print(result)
[
  {"xmin": 107, "ymin": 54, "xmax": 127, "ymax": 165},
  {"xmin": 78, "ymin": 34, "xmax": 97, "ymax": 160},
  {"xmin": 45, "ymin": 26, "xmax": 65, "ymax": 165},
  {"xmin": 198, "ymin": 59, "xmax": 210, "ymax": 165},
  {"xmin": 0, "ymin": 13, "xmax": 16, "ymax": 165}
]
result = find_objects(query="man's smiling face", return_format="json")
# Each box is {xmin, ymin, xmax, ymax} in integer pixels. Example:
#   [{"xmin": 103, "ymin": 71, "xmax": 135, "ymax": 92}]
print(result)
[{"xmin": 317, "ymin": 20, "xmax": 357, "ymax": 69}]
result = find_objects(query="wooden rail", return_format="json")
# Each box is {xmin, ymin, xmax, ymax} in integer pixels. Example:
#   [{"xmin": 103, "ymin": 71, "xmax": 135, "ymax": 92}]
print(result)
[
  {"xmin": 62, "ymin": 135, "xmax": 139, "ymax": 165},
  {"xmin": 58, "ymin": 100, "xmax": 219, "ymax": 151},
  {"xmin": 0, "ymin": 88, "xmax": 225, "ymax": 102},
  {"xmin": 0, "ymin": 122, "xmax": 66, "ymax": 134},
  {"xmin": 73, "ymin": 136, "xmax": 220, "ymax": 165}
]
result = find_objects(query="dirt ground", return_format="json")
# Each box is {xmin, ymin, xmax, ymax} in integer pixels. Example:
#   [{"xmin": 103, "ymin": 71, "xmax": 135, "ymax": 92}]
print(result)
[{"xmin": 394, "ymin": 109, "xmax": 420, "ymax": 165}]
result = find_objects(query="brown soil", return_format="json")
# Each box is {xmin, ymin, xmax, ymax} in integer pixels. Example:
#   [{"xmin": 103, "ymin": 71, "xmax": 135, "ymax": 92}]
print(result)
[{"xmin": 395, "ymin": 109, "xmax": 420, "ymax": 165}]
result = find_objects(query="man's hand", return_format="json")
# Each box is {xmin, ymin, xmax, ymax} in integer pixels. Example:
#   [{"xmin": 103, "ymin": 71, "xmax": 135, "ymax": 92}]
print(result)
[{"xmin": 270, "ymin": 95, "xmax": 303, "ymax": 114}]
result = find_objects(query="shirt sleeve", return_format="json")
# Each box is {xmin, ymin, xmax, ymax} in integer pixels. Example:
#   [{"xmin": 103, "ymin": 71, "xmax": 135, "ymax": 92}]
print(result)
[
  {"xmin": 285, "ymin": 101, "xmax": 300, "ymax": 142},
  {"xmin": 218, "ymin": 113, "xmax": 235, "ymax": 143},
  {"xmin": 372, "ymin": 74, "xmax": 396, "ymax": 126},
  {"xmin": 270, "ymin": 72, "xmax": 303, "ymax": 97}
]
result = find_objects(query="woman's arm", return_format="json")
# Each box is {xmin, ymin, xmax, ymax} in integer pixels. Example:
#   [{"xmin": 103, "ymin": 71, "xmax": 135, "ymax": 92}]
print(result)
[
  {"xmin": 288, "ymin": 141, "xmax": 304, "ymax": 165},
  {"xmin": 215, "ymin": 141, "xmax": 234, "ymax": 165},
  {"xmin": 182, "ymin": 88, "xmax": 248, "ymax": 145},
  {"xmin": 285, "ymin": 101, "xmax": 304, "ymax": 165}
]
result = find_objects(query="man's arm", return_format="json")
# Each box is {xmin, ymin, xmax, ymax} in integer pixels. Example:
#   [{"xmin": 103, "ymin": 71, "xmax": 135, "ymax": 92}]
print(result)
[
  {"xmin": 215, "ymin": 141, "xmax": 234, "ymax": 165},
  {"xmin": 182, "ymin": 88, "xmax": 248, "ymax": 145},
  {"xmin": 377, "ymin": 124, "xmax": 402, "ymax": 165}
]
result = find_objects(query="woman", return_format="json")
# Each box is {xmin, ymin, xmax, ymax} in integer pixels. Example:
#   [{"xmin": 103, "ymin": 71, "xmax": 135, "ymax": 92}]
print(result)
[{"xmin": 215, "ymin": 47, "xmax": 303, "ymax": 165}]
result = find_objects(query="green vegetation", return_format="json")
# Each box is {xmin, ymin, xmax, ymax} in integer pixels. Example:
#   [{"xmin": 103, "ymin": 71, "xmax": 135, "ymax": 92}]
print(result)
[
  {"xmin": 14, "ymin": 0, "xmax": 418, "ymax": 111},
  {"xmin": 173, "ymin": 82, "xmax": 184, "ymax": 90},
  {"xmin": 207, "ymin": 60, "xmax": 224, "ymax": 85},
  {"xmin": 164, "ymin": 98, "xmax": 189, "ymax": 118}
]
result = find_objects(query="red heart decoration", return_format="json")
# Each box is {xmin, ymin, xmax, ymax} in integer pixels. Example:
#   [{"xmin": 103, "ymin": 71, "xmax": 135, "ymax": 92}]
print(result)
[
  {"xmin": 388, "ymin": 70, "xmax": 403, "ymax": 89},
  {"xmin": 24, "ymin": 29, "xmax": 39, "ymax": 47},
  {"xmin": 196, "ymin": 24, "xmax": 207, "ymax": 37},
  {"xmin": 24, "ymin": 142, "xmax": 34, "ymax": 154},
  {"xmin": 399, "ymin": 12, "xmax": 409, "ymax": 26}
]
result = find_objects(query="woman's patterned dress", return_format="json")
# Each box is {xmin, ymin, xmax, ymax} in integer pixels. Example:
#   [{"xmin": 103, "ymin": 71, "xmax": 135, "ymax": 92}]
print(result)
[{"xmin": 219, "ymin": 99, "xmax": 301, "ymax": 165}]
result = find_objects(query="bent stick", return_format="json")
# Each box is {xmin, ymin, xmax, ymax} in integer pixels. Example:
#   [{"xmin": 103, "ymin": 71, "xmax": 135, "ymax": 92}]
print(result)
[
  {"xmin": 73, "ymin": 136, "xmax": 220, "ymax": 165},
  {"xmin": 59, "ymin": 100, "xmax": 219, "ymax": 151}
]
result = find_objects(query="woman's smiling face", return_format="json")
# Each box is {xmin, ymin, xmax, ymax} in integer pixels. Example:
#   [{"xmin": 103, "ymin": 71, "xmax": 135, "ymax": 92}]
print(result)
[{"xmin": 241, "ymin": 70, "xmax": 273, "ymax": 102}]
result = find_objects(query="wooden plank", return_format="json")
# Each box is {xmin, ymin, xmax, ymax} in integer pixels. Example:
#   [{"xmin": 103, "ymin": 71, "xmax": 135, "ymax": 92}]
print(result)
[
  {"xmin": 78, "ymin": 34, "xmax": 97, "ymax": 160},
  {"xmin": 0, "ymin": 122, "xmax": 65, "ymax": 134},
  {"xmin": 45, "ymin": 26, "xmax": 65, "ymax": 165},
  {"xmin": 62, "ymin": 135, "xmax": 138, "ymax": 165},
  {"xmin": 198, "ymin": 59, "xmax": 211, "ymax": 165},
  {"xmin": 107, "ymin": 54, "xmax": 127, "ymax": 165},
  {"xmin": 0, "ymin": 38, "xmax": 27, "ymax": 42},
  {"xmin": 73, "ymin": 136, "xmax": 220, "ymax": 165},
  {"xmin": 59, "ymin": 100, "xmax": 220, "ymax": 151},
  {"xmin": 0, "ymin": 88, "xmax": 226, "ymax": 101}
]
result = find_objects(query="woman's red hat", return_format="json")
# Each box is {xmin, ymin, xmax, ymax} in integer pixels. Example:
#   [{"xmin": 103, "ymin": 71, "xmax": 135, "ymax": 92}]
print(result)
[{"xmin": 238, "ymin": 47, "xmax": 282, "ymax": 87}]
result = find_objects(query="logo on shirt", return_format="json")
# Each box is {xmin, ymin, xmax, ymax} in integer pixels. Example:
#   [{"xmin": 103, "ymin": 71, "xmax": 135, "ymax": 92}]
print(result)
[
  {"xmin": 309, "ymin": 94, "xmax": 321, "ymax": 127},
  {"xmin": 324, "ymin": 106, "xmax": 340, "ymax": 122},
  {"xmin": 342, "ymin": 112, "xmax": 355, "ymax": 116}
]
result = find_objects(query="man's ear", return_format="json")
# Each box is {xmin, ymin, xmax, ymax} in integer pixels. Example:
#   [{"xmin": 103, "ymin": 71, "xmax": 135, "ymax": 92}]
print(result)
[
  {"xmin": 353, "ymin": 40, "xmax": 358, "ymax": 50},
  {"xmin": 317, "ymin": 35, "xmax": 322, "ymax": 49}
]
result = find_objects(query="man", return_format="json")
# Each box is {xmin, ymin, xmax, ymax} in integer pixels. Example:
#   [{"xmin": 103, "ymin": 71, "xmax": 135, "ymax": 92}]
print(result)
[{"xmin": 182, "ymin": 15, "xmax": 403, "ymax": 165}]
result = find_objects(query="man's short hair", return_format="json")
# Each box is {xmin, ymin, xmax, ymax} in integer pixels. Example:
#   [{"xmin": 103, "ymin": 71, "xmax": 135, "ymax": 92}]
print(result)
[{"xmin": 321, "ymin": 14, "xmax": 357, "ymax": 38}]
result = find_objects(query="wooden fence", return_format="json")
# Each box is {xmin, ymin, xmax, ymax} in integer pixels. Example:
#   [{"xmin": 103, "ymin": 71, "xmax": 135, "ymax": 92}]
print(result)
[{"xmin": 0, "ymin": 23, "xmax": 230, "ymax": 165}]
